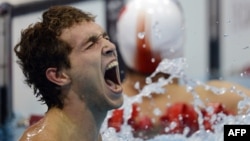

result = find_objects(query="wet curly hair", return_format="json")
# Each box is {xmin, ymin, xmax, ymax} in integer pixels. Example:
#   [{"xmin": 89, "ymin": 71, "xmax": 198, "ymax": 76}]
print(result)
[{"xmin": 14, "ymin": 5, "xmax": 96, "ymax": 109}]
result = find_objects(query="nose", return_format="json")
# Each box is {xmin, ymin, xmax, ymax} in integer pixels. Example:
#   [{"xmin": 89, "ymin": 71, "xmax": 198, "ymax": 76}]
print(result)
[{"xmin": 102, "ymin": 42, "xmax": 117, "ymax": 57}]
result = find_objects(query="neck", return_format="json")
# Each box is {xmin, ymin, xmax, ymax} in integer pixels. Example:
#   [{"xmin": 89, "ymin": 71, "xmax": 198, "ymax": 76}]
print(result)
[{"xmin": 60, "ymin": 92, "xmax": 106, "ymax": 141}]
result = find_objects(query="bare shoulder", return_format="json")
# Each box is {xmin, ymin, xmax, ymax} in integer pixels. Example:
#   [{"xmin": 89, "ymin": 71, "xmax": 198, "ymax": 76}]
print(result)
[
  {"xmin": 206, "ymin": 80, "xmax": 250, "ymax": 94},
  {"xmin": 18, "ymin": 118, "xmax": 58, "ymax": 141},
  {"xmin": 195, "ymin": 79, "xmax": 250, "ymax": 113},
  {"xmin": 18, "ymin": 123, "xmax": 44, "ymax": 141},
  {"xmin": 196, "ymin": 79, "xmax": 250, "ymax": 99}
]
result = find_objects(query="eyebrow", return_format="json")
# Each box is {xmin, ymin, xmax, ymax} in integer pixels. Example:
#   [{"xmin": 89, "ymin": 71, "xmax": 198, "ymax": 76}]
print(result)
[
  {"xmin": 102, "ymin": 32, "xmax": 108, "ymax": 37},
  {"xmin": 86, "ymin": 32, "xmax": 108, "ymax": 43},
  {"xmin": 79, "ymin": 32, "xmax": 108, "ymax": 50},
  {"xmin": 86, "ymin": 33, "xmax": 101, "ymax": 43}
]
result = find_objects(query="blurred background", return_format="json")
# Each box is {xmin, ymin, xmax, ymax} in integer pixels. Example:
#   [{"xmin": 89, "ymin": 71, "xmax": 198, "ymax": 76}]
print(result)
[{"xmin": 0, "ymin": 0, "xmax": 250, "ymax": 140}]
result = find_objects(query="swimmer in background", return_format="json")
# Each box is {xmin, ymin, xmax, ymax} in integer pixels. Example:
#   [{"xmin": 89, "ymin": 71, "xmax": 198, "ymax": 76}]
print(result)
[
  {"xmin": 106, "ymin": 0, "xmax": 250, "ymax": 139},
  {"xmin": 14, "ymin": 5, "xmax": 123, "ymax": 141}
]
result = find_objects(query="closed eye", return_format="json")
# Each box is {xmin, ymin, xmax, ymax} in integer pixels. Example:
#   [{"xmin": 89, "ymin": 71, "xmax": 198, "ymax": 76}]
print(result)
[
  {"xmin": 102, "ymin": 32, "xmax": 110, "ymax": 41},
  {"xmin": 86, "ymin": 34, "xmax": 102, "ymax": 49},
  {"xmin": 85, "ymin": 32, "xmax": 110, "ymax": 49}
]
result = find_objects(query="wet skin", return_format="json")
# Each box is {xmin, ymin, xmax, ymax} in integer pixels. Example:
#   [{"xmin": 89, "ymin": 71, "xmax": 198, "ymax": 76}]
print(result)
[{"xmin": 19, "ymin": 21, "xmax": 123, "ymax": 141}]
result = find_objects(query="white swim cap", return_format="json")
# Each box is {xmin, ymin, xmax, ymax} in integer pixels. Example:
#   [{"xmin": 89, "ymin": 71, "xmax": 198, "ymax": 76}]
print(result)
[{"xmin": 117, "ymin": 0, "xmax": 185, "ymax": 74}]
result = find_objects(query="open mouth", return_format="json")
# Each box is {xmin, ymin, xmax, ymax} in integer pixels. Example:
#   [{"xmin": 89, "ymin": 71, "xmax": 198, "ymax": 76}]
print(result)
[{"xmin": 104, "ymin": 61, "xmax": 121, "ymax": 91}]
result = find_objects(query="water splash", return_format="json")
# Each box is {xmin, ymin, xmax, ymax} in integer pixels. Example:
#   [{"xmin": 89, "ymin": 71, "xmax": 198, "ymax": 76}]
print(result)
[{"xmin": 101, "ymin": 58, "xmax": 250, "ymax": 141}]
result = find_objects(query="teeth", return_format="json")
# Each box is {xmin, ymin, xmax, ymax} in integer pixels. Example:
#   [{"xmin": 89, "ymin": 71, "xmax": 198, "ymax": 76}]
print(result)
[{"xmin": 106, "ymin": 61, "xmax": 118, "ymax": 70}]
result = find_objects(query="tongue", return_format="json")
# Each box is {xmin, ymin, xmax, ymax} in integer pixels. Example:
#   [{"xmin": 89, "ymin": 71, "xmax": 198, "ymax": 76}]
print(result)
[{"xmin": 106, "ymin": 79, "xmax": 118, "ymax": 90}]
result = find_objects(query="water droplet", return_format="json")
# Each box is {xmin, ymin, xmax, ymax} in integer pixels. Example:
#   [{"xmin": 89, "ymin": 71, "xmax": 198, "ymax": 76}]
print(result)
[
  {"xmin": 146, "ymin": 77, "xmax": 152, "ymax": 84},
  {"xmin": 153, "ymin": 108, "xmax": 162, "ymax": 116},
  {"xmin": 134, "ymin": 81, "xmax": 140, "ymax": 90},
  {"xmin": 138, "ymin": 32, "xmax": 145, "ymax": 39},
  {"xmin": 169, "ymin": 121, "xmax": 177, "ymax": 130},
  {"xmin": 240, "ymin": 72, "xmax": 244, "ymax": 77},
  {"xmin": 186, "ymin": 86, "xmax": 193, "ymax": 92},
  {"xmin": 151, "ymin": 58, "xmax": 156, "ymax": 63}
]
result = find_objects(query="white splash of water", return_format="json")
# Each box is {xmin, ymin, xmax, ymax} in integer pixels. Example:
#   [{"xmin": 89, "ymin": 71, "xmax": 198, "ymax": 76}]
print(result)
[{"xmin": 101, "ymin": 58, "xmax": 250, "ymax": 141}]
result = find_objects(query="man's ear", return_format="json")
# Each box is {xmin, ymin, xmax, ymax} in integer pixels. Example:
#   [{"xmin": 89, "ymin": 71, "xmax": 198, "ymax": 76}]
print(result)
[{"xmin": 46, "ymin": 68, "xmax": 70, "ymax": 86}]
